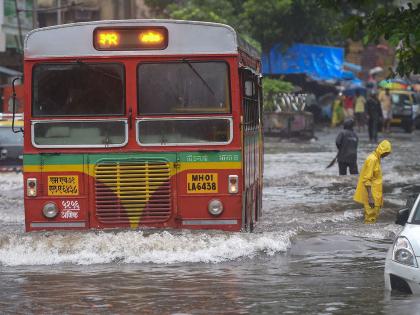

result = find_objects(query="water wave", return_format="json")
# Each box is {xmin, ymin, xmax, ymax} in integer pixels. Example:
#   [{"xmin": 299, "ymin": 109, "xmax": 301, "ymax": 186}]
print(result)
[
  {"xmin": 0, "ymin": 229, "xmax": 296, "ymax": 266},
  {"xmin": 338, "ymin": 224, "xmax": 401, "ymax": 240}
]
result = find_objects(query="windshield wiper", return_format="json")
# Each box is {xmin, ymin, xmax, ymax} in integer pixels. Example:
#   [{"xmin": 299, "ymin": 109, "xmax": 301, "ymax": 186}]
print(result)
[
  {"xmin": 76, "ymin": 59, "xmax": 121, "ymax": 81},
  {"xmin": 182, "ymin": 59, "xmax": 216, "ymax": 98}
]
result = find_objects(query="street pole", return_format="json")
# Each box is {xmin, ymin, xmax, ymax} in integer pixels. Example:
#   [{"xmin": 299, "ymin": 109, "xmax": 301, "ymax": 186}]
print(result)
[
  {"xmin": 57, "ymin": 0, "xmax": 61, "ymax": 25},
  {"xmin": 32, "ymin": 0, "xmax": 38, "ymax": 28},
  {"xmin": 13, "ymin": 0, "xmax": 23, "ymax": 51}
]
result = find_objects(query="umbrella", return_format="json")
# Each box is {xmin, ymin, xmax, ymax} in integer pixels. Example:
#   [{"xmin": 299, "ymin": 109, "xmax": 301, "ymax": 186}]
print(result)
[
  {"xmin": 318, "ymin": 92, "xmax": 336, "ymax": 107},
  {"xmin": 378, "ymin": 79, "xmax": 409, "ymax": 90},
  {"xmin": 343, "ymin": 86, "xmax": 366, "ymax": 97},
  {"xmin": 369, "ymin": 66, "xmax": 383, "ymax": 75}
]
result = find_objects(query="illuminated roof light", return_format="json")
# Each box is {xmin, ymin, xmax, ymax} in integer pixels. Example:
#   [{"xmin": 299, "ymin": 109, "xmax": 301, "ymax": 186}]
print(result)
[
  {"xmin": 98, "ymin": 32, "xmax": 120, "ymax": 47},
  {"xmin": 139, "ymin": 31, "xmax": 164, "ymax": 44}
]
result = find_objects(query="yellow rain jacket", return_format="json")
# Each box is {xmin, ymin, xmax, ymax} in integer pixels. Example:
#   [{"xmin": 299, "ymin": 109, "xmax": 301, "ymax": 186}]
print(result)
[
  {"xmin": 353, "ymin": 140, "xmax": 392, "ymax": 207},
  {"xmin": 331, "ymin": 98, "xmax": 345, "ymax": 127}
]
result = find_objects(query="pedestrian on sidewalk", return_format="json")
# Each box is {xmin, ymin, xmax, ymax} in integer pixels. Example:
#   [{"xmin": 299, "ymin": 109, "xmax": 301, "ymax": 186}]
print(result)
[
  {"xmin": 353, "ymin": 140, "xmax": 392, "ymax": 224},
  {"xmin": 354, "ymin": 90, "xmax": 367, "ymax": 132},
  {"xmin": 379, "ymin": 88, "xmax": 392, "ymax": 133},
  {"xmin": 365, "ymin": 90, "xmax": 383, "ymax": 143},
  {"xmin": 335, "ymin": 118, "xmax": 359, "ymax": 175}
]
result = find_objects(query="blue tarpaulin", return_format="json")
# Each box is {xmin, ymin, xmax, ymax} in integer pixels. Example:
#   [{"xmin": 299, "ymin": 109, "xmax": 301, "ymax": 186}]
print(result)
[{"xmin": 262, "ymin": 43, "xmax": 346, "ymax": 81}]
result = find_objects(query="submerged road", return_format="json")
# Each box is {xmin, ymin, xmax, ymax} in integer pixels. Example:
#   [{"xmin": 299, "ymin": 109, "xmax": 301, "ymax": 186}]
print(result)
[{"xmin": 0, "ymin": 128, "xmax": 420, "ymax": 314}]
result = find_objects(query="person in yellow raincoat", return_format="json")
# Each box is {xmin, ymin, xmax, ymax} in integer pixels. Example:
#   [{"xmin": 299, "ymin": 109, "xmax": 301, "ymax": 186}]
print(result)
[
  {"xmin": 353, "ymin": 140, "xmax": 392, "ymax": 223},
  {"xmin": 331, "ymin": 93, "xmax": 345, "ymax": 127}
]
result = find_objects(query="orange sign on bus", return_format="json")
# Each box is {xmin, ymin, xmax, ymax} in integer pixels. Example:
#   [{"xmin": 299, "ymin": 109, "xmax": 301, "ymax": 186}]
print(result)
[
  {"xmin": 97, "ymin": 31, "xmax": 120, "ymax": 48},
  {"xmin": 139, "ymin": 31, "xmax": 164, "ymax": 44},
  {"xmin": 93, "ymin": 27, "xmax": 168, "ymax": 50}
]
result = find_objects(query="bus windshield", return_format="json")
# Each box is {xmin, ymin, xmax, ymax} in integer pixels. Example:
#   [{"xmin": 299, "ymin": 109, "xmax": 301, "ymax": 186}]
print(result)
[
  {"xmin": 32, "ymin": 63, "xmax": 124, "ymax": 116},
  {"xmin": 138, "ymin": 61, "xmax": 230, "ymax": 114}
]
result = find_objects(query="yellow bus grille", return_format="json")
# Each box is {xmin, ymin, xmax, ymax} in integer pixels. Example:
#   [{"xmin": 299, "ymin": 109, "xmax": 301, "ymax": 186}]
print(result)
[{"xmin": 94, "ymin": 160, "xmax": 172, "ymax": 225}]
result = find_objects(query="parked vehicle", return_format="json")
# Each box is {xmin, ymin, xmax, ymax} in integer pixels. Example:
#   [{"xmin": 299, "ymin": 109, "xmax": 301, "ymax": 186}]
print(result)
[
  {"xmin": 389, "ymin": 90, "xmax": 415, "ymax": 133},
  {"xmin": 413, "ymin": 92, "xmax": 420, "ymax": 129},
  {"xmin": 385, "ymin": 194, "xmax": 420, "ymax": 294},
  {"xmin": 0, "ymin": 114, "xmax": 23, "ymax": 171}
]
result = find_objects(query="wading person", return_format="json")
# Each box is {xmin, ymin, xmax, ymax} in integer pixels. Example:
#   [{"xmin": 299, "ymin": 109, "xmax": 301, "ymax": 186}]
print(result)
[
  {"xmin": 354, "ymin": 91, "xmax": 366, "ymax": 132},
  {"xmin": 331, "ymin": 93, "xmax": 345, "ymax": 127},
  {"xmin": 343, "ymin": 95, "xmax": 354, "ymax": 118},
  {"xmin": 353, "ymin": 140, "xmax": 392, "ymax": 224},
  {"xmin": 335, "ymin": 119, "xmax": 359, "ymax": 175},
  {"xmin": 365, "ymin": 90, "xmax": 383, "ymax": 143},
  {"xmin": 379, "ymin": 88, "xmax": 392, "ymax": 133}
]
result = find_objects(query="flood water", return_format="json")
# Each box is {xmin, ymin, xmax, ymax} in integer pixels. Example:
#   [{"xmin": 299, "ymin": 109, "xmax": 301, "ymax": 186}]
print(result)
[{"xmin": 1, "ymin": 129, "xmax": 420, "ymax": 314}]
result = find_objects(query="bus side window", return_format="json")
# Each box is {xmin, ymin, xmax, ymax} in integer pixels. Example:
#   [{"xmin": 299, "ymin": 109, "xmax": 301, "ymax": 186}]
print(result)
[
  {"xmin": 242, "ymin": 69, "xmax": 261, "ymax": 132},
  {"xmin": 257, "ymin": 76, "xmax": 263, "ymax": 125}
]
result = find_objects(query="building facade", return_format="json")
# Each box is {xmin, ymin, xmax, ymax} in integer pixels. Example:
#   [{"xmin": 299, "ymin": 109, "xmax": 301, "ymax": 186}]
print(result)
[
  {"xmin": 0, "ymin": 0, "xmax": 150, "ymax": 96},
  {"xmin": 37, "ymin": 0, "xmax": 150, "ymax": 27},
  {"xmin": 0, "ymin": 0, "xmax": 32, "ymax": 85}
]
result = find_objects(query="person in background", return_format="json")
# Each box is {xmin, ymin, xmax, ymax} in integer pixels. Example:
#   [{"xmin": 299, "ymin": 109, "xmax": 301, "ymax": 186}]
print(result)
[
  {"xmin": 378, "ymin": 88, "xmax": 392, "ymax": 133},
  {"xmin": 353, "ymin": 140, "xmax": 392, "ymax": 224},
  {"xmin": 331, "ymin": 93, "xmax": 345, "ymax": 127},
  {"xmin": 354, "ymin": 90, "xmax": 366, "ymax": 132},
  {"xmin": 365, "ymin": 90, "xmax": 383, "ymax": 143},
  {"xmin": 335, "ymin": 118, "xmax": 359, "ymax": 175},
  {"xmin": 343, "ymin": 95, "xmax": 354, "ymax": 118}
]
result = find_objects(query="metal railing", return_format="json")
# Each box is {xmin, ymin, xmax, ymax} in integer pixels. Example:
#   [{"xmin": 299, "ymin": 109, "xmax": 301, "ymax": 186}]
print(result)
[{"xmin": 272, "ymin": 93, "xmax": 308, "ymax": 112}]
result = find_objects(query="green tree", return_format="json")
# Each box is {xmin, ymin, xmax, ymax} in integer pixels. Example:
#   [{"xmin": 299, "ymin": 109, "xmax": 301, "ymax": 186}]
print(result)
[
  {"xmin": 168, "ymin": 0, "xmax": 239, "ymax": 25},
  {"xmin": 263, "ymin": 78, "xmax": 294, "ymax": 111},
  {"xmin": 145, "ymin": 0, "xmax": 244, "ymax": 26},
  {"xmin": 241, "ymin": 0, "xmax": 346, "ymax": 53},
  {"xmin": 146, "ymin": 0, "xmax": 347, "ymax": 53},
  {"xmin": 319, "ymin": 0, "xmax": 420, "ymax": 76},
  {"xmin": 240, "ymin": 0, "xmax": 292, "ymax": 53}
]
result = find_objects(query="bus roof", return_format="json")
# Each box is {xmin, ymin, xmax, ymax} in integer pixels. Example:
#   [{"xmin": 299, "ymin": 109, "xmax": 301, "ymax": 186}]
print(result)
[{"xmin": 25, "ymin": 19, "xmax": 260, "ymax": 60}]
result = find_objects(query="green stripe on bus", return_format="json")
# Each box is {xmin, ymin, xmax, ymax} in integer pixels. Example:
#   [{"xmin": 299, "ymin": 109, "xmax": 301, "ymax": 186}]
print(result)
[{"xmin": 23, "ymin": 151, "xmax": 242, "ymax": 165}]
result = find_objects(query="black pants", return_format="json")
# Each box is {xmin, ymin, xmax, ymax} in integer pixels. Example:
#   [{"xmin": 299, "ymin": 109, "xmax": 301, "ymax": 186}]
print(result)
[
  {"xmin": 368, "ymin": 118, "xmax": 379, "ymax": 143},
  {"xmin": 338, "ymin": 161, "xmax": 358, "ymax": 175}
]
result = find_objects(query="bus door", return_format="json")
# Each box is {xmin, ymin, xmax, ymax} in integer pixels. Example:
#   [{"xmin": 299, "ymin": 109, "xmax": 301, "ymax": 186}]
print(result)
[{"xmin": 240, "ymin": 68, "xmax": 261, "ymax": 231}]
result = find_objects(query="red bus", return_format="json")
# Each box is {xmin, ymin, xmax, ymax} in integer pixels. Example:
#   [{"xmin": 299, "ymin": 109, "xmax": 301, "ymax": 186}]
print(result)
[{"xmin": 22, "ymin": 20, "xmax": 263, "ymax": 232}]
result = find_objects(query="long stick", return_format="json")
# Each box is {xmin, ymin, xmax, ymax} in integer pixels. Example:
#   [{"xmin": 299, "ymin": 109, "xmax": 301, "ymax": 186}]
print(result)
[{"xmin": 326, "ymin": 156, "xmax": 337, "ymax": 169}]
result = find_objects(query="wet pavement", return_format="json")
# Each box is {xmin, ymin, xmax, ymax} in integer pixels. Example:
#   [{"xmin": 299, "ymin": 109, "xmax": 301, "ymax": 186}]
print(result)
[{"xmin": 1, "ymin": 128, "xmax": 420, "ymax": 314}]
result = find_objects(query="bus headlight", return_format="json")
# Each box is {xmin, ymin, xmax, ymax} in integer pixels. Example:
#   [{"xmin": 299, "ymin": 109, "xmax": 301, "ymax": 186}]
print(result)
[
  {"xmin": 27, "ymin": 178, "xmax": 37, "ymax": 197},
  {"xmin": 392, "ymin": 236, "xmax": 418, "ymax": 268},
  {"xmin": 42, "ymin": 202, "xmax": 58, "ymax": 219},
  {"xmin": 228, "ymin": 175, "xmax": 239, "ymax": 194},
  {"xmin": 208, "ymin": 199, "xmax": 223, "ymax": 216}
]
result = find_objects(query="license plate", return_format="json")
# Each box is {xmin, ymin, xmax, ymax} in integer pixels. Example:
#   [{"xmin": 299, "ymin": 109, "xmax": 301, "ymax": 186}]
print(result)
[
  {"xmin": 391, "ymin": 118, "xmax": 402, "ymax": 124},
  {"xmin": 47, "ymin": 175, "xmax": 79, "ymax": 196},
  {"xmin": 187, "ymin": 173, "xmax": 218, "ymax": 193}
]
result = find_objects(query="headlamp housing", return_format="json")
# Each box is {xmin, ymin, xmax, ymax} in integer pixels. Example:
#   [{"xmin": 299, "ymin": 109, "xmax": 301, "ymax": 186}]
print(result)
[{"xmin": 392, "ymin": 236, "xmax": 418, "ymax": 268}]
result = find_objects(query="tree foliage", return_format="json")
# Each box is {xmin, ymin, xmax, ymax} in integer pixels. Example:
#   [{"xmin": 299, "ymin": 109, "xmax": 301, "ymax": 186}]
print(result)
[
  {"xmin": 242, "ymin": 0, "xmax": 345, "ymax": 52},
  {"xmin": 240, "ymin": 0, "xmax": 292, "ymax": 52},
  {"xmin": 168, "ymin": 0, "xmax": 239, "ymax": 25},
  {"xmin": 145, "ymin": 0, "xmax": 346, "ymax": 53},
  {"xmin": 263, "ymin": 78, "xmax": 294, "ymax": 111},
  {"xmin": 319, "ymin": 0, "xmax": 420, "ymax": 76}
]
